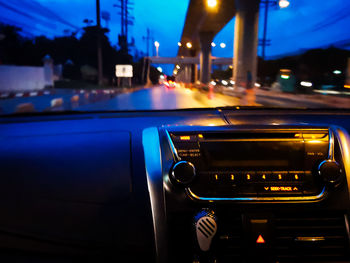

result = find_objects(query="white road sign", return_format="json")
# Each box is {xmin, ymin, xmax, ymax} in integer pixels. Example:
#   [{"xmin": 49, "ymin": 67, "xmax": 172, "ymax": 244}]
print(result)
[{"xmin": 115, "ymin": 65, "xmax": 133, "ymax": 77}]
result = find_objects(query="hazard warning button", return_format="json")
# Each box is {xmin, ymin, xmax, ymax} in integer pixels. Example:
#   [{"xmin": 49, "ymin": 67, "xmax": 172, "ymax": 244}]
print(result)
[{"xmin": 256, "ymin": 234, "xmax": 265, "ymax": 244}]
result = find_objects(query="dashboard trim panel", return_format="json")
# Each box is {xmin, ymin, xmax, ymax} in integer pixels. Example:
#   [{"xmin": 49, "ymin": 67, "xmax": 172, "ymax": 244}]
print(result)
[{"xmin": 186, "ymin": 187, "xmax": 327, "ymax": 202}]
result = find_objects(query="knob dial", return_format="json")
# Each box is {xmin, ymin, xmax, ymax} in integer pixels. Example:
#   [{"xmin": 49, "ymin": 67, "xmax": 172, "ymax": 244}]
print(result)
[
  {"xmin": 171, "ymin": 161, "xmax": 196, "ymax": 185},
  {"xmin": 318, "ymin": 160, "xmax": 343, "ymax": 186}
]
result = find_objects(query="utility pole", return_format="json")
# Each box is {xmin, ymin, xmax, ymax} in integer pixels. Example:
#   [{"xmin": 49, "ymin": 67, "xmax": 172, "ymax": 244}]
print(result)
[
  {"xmin": 261, "ymin": 1, "xmax": 269, "ymax": 60},
  {"xmin": 259, "ymin": 0, "xmax": 290, "ymax": 60},
  {"xmin": 114, "ymin": 0, "xmax": 134, "ymax": 53},
  {"xmin": 96, "ymin": 0, "xmax": 103, "ymax": 86},
  {"xmin": 142, "ymin": 28, "xmax": 152, "ymax": 57}
]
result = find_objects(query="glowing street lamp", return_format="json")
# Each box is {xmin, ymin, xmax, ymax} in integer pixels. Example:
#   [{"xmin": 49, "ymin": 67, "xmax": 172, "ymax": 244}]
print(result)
[
  {"xmin": 154, "ymin": 41, "xmax": 160, "ymax": 56},
  {"xmin": 211, "ymin": 42, "xmax": 216, "ymax": 47},
  {"xmin": 186, "ymin": 42, "xmax": 192, "ymax": 49},
  {"xmin": 220, "ymin": 42, "xmax": 226, "ymax": 48},
  {"xmin": 178, "ymin": 42, "xmax": 182, "ymax": 47},
  {"xmin": 157, "ymin": 66, "xmax": 162, "ymax": 72},
  {"xmin": 176, "ymin": 65, "xmax": 180, "ymax": 69},
  {"xmin": 207, "ymin": 0, "xmax": 217, "ymax": 8},
  {"xmin": 278, "ymin": 0, "xmax": 290, "ymax": 8}
]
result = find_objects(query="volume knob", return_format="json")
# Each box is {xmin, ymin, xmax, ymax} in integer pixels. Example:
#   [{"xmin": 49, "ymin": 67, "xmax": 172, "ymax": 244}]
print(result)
[
  {"xmin": 171, "ymin": 161, "xmax": 196, "ymax": 185},
  {"xmin": 318, "ymin": 160, "xmax": 343, "ymax": 186}
]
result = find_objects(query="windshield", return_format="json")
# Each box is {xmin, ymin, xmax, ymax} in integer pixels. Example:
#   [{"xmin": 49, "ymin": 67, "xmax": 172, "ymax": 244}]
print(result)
[{"xmin": 1, "ymin": 0, "xmax": 350, "ymax": 114}]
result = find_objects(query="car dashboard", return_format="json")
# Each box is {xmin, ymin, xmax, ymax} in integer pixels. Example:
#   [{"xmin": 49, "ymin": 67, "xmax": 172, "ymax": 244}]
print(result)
[{"xmin": 1, "ymin": 108, "xmax": 350, "ymax": 263}]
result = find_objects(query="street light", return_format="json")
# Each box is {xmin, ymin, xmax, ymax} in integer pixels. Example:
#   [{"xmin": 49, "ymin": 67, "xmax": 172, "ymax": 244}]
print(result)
[
  {"xmin": 220, "ymin": 42, "xmax": 226, "ymax": 48},
  {"xmin": 278, "ymin": 0, "xmax": 290, "ymax": 8},
  {"xmin": 207, "ymin": 0, "xmax": 217, "ymax": 8},
  {"xmin": 178, "ymin": 42, "xmax": 182, "ymax": 47},
  {"xmin": 211, "ymin": 42, "xmax": 216, "ymax": 47},
  {"xmin": 154, "ymin": 41, "xmax": 160, "ymax": 56},
  {"xmin": 157, "ymin": 66, "xmax": 162, "ymax": 72},
  {"xmin": 186, "ymin": 42, "xmax": 192, "ymax": 49},
  {"xmin": 176, "ymin": 65, "xmax": 180, "ymax": 69}
]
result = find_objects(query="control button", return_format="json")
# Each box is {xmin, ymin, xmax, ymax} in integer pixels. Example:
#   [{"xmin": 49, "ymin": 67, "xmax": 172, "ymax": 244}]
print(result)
[
  {"xmin": 171, "ymin": 161, "xmax": 196, "ymax": 185},
  {"xmin": 210, "ymin": 173, "xmax": 222, "ymax": 183},
  {"xmin": 256, "ymin": 171, "xmax": 271, "ymax": 182},
  {"xmin": 171, "ymin": 134, "xmax": 197, "ymax": 142},
  {"xmin": 243, "ymin": 216, "xmax": 271, "ymax": 250},
  {"xmin": 288, "ymin": 171, "xmax": 304, "ymax": 181},
  {"xmin": 318, "ymin": 160, "xmax": 343, "ymax": 186},
  {"xmin": 257, "ymin": 185, "xmax": 303, "ymax": 195},
  {"xmin": 243, "ymin": 172, "xmax": 256, "ymax": 182},
  {"xmin": 271, "ymin": 171, "xmax": 288, "ymax": 181},
  {"xmin": 227, "ymin": 172, "xmax": 241, "ymax": 183},
  {"xmin": 256, "ymin": 235, "xmax": 265, "ymax": 244}
]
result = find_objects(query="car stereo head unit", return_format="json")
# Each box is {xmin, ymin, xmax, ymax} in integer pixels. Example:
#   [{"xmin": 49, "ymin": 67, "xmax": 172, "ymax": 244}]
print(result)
[{"xmin": 166, "ymin": 128, "xmax": 344, "ymax": 202}]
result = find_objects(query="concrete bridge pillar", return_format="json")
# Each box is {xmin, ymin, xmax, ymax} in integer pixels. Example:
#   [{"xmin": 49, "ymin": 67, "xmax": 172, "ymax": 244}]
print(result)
[
  {"xmin": 233, "ymin": 0, "xmax": 260, "ymax": 102},
  {"xmin": 199, "ymin": 32, "xmax": 214, "ymax": 84}
]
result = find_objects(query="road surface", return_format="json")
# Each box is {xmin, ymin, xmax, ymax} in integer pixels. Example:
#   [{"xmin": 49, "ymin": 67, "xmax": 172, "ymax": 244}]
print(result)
[
  {"xmin": 1, "ymin": 85, "xmax": 350, "ymax": 114},
  {"xmin": 76, "ymin": 85, "xmax": 241, "ymax": 111}
]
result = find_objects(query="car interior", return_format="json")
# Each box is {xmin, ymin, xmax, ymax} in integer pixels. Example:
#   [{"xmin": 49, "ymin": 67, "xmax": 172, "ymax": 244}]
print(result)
[{"xmin": 1, "ymin": 107, "xmax": 350, "ymax": 262}]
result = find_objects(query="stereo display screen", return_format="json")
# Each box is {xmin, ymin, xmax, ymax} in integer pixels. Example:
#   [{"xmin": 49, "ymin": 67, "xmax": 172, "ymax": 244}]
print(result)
[{"xmin": 200, "ymin": 141, "xmax": 305, "ymax": 170}]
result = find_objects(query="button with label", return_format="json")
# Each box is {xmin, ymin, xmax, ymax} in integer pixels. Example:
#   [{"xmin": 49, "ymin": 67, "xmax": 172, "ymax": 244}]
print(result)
[
  {"xmin": 257, "ymin": 185, "xmax": 303, "ymax": 195},
  {"xmin": 256, "ymin": 171, "xmax": 271, "ymax": 182},
  {"xmin": 243, "ymin": 172, "xmax": 256, "ymax": 182},
  {"xmin": 226, "ymin": 172, "xmax": 241, "ymax": 183},
  {"xmin": 210, "ymin": 173, "xmax": 222, "ymax": 183},
  {"xmin": 271, "ymin": 171, "xmax": 288, "ymax": 181},
  {"xmin": 288, "ymin": 171, "xmax": 304, "ymax": 181}
]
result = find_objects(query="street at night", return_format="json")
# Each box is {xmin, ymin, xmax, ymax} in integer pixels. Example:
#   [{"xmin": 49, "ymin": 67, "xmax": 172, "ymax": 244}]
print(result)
[
  {"xmin": 2, "ymin": 84, "xmax": 350, "ymax": 114},
  {"xmin": 2, "ymin": 0, "xmax": 350, "ymax": 262}
]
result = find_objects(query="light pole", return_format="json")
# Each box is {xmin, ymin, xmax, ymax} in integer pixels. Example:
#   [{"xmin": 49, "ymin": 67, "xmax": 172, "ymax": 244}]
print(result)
[
  {"xmin": 96, "ymin": 0, "xmax": 103, "ymax": 86},
  {"xmin": 154, "ymin": 41, "xmax": 160, "ymax": 57},
  {"xmin": 260, "ymin": 0, "xmax": 290, "ymax": 60}
]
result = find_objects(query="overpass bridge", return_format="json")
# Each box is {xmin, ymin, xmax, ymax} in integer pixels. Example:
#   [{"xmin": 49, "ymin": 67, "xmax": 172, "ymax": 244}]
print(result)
[{"xmin": 150, "ymin": 0, "xmax": 260, "ymax": 89}]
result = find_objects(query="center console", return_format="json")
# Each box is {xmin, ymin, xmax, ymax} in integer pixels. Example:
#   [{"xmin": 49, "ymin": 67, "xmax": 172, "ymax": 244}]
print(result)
[{"xmin": 143, "ymin": 125, "xmax": 350, "ymax": 263}]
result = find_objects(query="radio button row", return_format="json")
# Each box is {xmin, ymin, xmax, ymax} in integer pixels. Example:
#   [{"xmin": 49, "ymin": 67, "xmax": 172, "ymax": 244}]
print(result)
[{"xmin": 208, "ymin": 170, "xmax": 312, "ymax": 184}]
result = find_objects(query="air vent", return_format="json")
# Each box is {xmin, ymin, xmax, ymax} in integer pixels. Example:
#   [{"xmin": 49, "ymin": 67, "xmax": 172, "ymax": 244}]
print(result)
[{"xmin": 274, "ymin": 212, "xmax": 350, "ymax": 262}]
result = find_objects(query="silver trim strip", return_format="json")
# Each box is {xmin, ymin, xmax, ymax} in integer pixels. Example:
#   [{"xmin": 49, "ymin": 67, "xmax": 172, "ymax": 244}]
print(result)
[
  {"xmin": 142, "ymin": 128, "xmax": 168, "ymax": 262},
  {"xmin": 186, "ymin": 187, "xmax": 326, "ymax": 202},
  {"xmin": 344, "ymin": 214, "xmax": 350, "ymax": 244},
  {"xmin": 328, "ymin": 128, "xmax": 334, "ymax": 160},
  {"xmin": 331, "ymin": 126, "xmax": 350, "ymax": 202},
  {"xmin": 165, "ymin": 130, "xmax": 180, "ymax": 161}
]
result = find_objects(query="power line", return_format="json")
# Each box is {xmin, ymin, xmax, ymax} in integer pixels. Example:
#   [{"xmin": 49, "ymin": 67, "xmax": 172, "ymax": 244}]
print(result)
[
  {"xmin": 29, "ymin": 0, "xmax": 79, "ymax": 30},
  {"xmin": 0, "ymin": 0, "xmax": 79, "ymax": 31},
  {"xmin": 0, "ymin": 17, "xmax": 53, "ymax": 37},
  {"xmin": 0, "ymin": 2, "xmax": 58, "ymax": 30}
]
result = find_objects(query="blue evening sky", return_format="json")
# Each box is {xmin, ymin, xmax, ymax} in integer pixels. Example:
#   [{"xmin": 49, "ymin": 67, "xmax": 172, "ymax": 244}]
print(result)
[{"xmin": 1, "ymin": 0, "xmax": 350, "ymax": 71}]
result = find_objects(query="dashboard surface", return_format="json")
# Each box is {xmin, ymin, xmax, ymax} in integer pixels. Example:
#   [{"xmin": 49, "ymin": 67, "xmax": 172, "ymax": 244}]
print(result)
[{"xmin": 1, "ymin": 108, "xmax": 350, "ymax": 262}]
